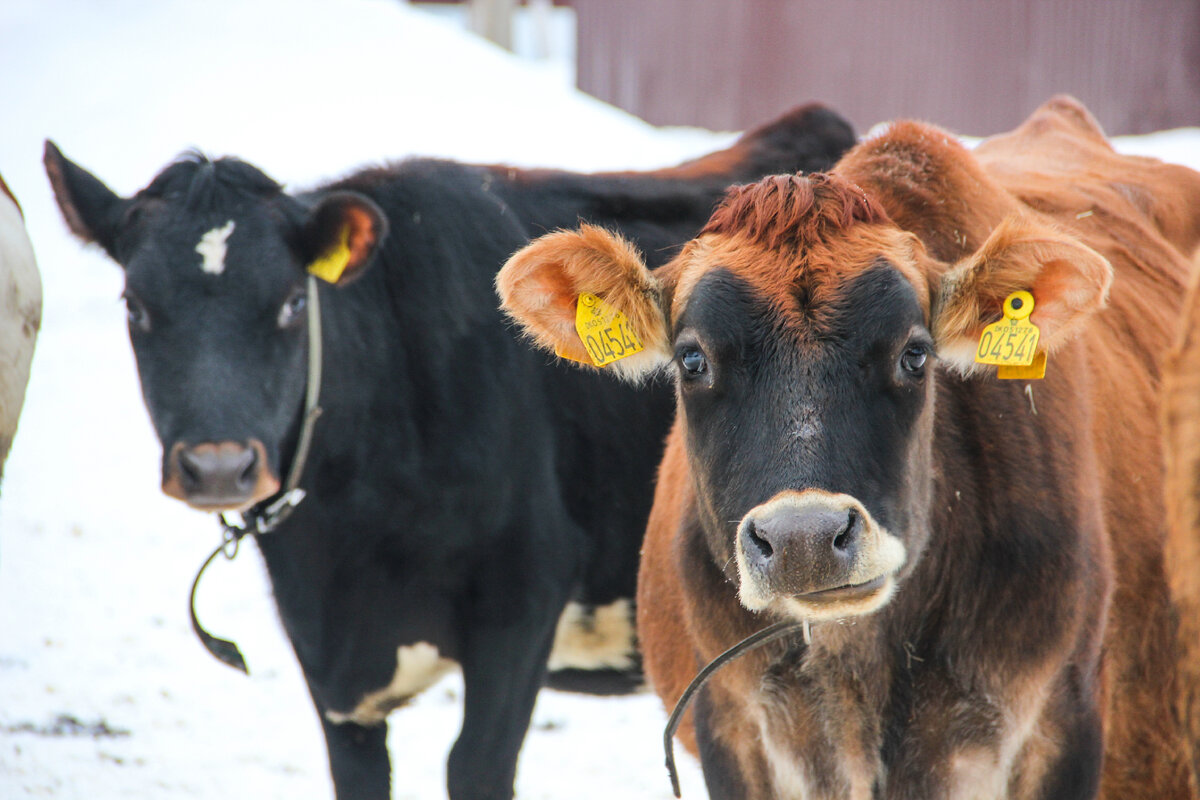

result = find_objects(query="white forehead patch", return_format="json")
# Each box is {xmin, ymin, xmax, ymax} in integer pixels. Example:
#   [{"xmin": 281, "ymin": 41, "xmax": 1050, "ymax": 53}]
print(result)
[{"xmin": 195, "ymin": 220, "xmax": 236, "ymax": 275}]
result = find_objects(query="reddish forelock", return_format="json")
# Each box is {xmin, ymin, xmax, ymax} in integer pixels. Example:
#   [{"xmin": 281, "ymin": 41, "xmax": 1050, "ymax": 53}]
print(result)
[{"xmin": 701, "ymin": 173, "xmax": 890, "ymax": 252}]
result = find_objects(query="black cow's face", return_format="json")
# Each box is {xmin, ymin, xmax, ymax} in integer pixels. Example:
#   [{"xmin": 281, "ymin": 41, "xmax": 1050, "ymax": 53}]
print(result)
[{"xmin": 45, "ymin": 143, "xmax": 385, "ymax": 511}]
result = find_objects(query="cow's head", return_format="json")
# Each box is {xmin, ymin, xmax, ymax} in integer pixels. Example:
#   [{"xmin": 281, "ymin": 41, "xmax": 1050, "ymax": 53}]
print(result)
[
  {"xmin": 498, "ymin": 172, "xmax": 1110, "ymax": 623},
  {"xmin": 45, "ymin": 143, "xmax": 386, "ymax": 511}
]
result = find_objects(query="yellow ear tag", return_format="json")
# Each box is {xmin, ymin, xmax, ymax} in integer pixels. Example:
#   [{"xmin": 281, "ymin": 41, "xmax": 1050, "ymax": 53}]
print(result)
[
  {"xmin": 307, "ymin": 225, "xmax": 352, "ymax": 284},
  {"xmin": 975, "ymin": 290, "xmax": 1046, "ymax": 379},
  {"xmin": 571, "ymin": 292, "xmax": 645, "ymax": 367},
  {"xmin": 554, "ymin": 344, "xmax": 592, "ymax": 365}
]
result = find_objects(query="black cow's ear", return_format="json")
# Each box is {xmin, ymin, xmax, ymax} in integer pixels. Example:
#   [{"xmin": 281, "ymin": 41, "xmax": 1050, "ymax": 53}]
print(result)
[
  {"xmin": 43, "ymin": 140, "xmax": 130, "ymax": 262},
  {"xmin": 301, "ymin": 192, "xmax": 388, "ymax": 286}
]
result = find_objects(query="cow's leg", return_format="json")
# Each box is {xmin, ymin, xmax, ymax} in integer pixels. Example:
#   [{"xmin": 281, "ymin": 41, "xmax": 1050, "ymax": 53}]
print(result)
[
  {"xmin": 320, "ymin": 713, "xmax": 392, "ymax": 800},
  {"xmin": 693, "ymin": 688, "xmax": 756, "ymax": 800},
  {"xmin": 446, "ymin": 616, "xmax": 558, "ymax": 800},
  {"xmin": 1035, "ymin": 700, "xmax": 1102, "ymax": 800}
]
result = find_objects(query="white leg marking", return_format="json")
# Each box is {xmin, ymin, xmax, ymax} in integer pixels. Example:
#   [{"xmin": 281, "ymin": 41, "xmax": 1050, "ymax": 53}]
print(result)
[
  {"xmin": 754, "ymin": 705, "xmax": 816, "ymax": 799},
  {"xmin": 325, "ymin": 641, "xmax": 457, "ymax": 726},
  {"xmin": 547, "ymin": 598, "xmax": 636, "ymax": 672},
  {"xmin": 195, "ymin": 220, "xmax": 236, "ymax": 275}
]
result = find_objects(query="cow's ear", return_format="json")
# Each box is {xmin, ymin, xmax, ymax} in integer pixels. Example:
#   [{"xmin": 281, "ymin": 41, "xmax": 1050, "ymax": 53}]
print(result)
[
  {"xmin": 932, "ymin": 214, "xmax": 1113, "ymax": 372},
  {"xmin": 43, "ymin": 140, "xmax": 130, "ymax": 262},
  {"xmin": 300, "ymin": 191, "xmax": 388, "ymax": 286},
  {"xmin": 496, "ymin": 224, "xmax": 672, "ymax": 382}
]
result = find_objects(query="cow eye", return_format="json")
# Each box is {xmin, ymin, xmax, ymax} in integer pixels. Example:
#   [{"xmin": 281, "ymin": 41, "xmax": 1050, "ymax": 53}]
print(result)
[
  {"xmin": 277, "ymin": 289, "xmax": 308, "ymax": 329},
  {"xmin": 679, "ymin": 347, "xmax": 708, "ymax": 376},
  {"xmin": 900, "ymin": 344, "xmax": 929, "ymax": 375},
  {"xmin": 122, "ymin": 291, "xmax": 151, "ymax": 333}
]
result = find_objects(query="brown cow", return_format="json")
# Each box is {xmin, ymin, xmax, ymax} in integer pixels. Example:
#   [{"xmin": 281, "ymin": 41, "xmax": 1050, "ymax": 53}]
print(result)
[
  {"xmin": 0, "ymin": 173, "xmax": 41, "ymax": 488},
  {"xmin": 1163, "ymin": 240, "xmax": 1200, "ymax": 784},
  {"xmin": 496, "ymin": 96, "xmax": 1200, "ymax": 799}
]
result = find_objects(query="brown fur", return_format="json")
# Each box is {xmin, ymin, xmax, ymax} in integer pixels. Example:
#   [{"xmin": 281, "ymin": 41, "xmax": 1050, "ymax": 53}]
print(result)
[
  {"xmin": 497, "ymin": 225, "xmax": 670, "ymax": 380},
  {"xmin": 496, "ymin": 96, "xmax": 1200, "ymax": 798},
  {"xmin": 934, "ymin": 212, "xmax": 1113, "ymax": 372},
  {"xmin": 700, "ymin": 173, "xmax": 889, "ymax": 252},
  {"xmin": 1163, "ymin": 254, "xmax": 1200, "ymax": 784}
]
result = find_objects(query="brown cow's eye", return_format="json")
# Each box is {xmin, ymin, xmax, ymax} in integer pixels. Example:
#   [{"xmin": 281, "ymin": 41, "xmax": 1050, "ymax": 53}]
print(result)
[
  {"xmin": 680, "ymin": 347, "xmax": 708, "ymax": 376},
  {"xmin": 900, "ymin": 344, "xmax": 928, "ymax": 375}
]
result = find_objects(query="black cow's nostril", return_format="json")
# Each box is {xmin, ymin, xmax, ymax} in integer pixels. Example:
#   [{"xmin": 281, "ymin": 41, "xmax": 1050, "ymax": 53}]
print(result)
[
  {"xmin": 178, "ymin": 449, "xmax": 202, "ymax": 489},
  {"xmin": 237, "ymin": 447, "xmax": 258, "ymax": 490},
  {"xmin": 832, "ymin": 509, "xmax": 858, "ymax": 552},
  {"xmin": 746, "ymin": 519, "xmax": 774, "ymax": 559}
]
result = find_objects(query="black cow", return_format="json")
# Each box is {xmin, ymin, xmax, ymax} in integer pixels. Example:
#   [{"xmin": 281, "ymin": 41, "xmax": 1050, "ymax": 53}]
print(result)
[{"xmin": 43, "ymin": 103, "xmax": 854, "ymax": 800}]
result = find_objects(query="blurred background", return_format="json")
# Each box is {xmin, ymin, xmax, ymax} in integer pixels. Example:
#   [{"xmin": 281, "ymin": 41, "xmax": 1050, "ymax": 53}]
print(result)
[{"xmin": 456, "ymin": 0, "xmax": 1200, "ymax": 135}]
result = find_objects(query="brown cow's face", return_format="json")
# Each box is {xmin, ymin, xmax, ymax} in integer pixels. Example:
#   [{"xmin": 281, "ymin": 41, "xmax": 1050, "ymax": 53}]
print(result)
[
  {"xmin": 497, "ymin": 171, "xmax": 1112, "ymax": 625},
  {"xmin": 666, "ymin": 226, "xmax": 933, "ymax": 621}
]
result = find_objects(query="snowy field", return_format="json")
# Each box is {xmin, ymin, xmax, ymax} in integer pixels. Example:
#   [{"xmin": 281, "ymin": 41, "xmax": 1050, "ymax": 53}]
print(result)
[{"xmin": 1, "ymin": 1, "xmax": 1198, "ymax": 799}]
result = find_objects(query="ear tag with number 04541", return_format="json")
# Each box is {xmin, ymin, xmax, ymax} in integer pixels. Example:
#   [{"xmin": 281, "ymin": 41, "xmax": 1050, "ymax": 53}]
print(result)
[
  {"xmin": 974, "ymin": 290, "xmax": 1046, "ymax": 380},
  {"xmin": 562, "ymin": 292, "xmax": 645, "ymax": 367}
]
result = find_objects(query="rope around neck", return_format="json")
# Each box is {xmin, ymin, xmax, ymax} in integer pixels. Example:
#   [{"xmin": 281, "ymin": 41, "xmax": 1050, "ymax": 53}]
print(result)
[
  {"xmin": 663, "ymin": 619, "xmax": 808, "ymax": 797},
  {"xmin": 188, "ymin": 274, "xmax": 324, "ymax": 674}
]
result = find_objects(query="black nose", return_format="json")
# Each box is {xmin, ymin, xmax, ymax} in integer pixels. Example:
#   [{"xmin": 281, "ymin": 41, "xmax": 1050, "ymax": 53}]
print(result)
[
  {"xmin": 164, "ymin": 440, "xmax": 275, "ymax": 510},
  {"xmin": 740, "ymin": 504, "xmax": 861, "ymax": 594}
]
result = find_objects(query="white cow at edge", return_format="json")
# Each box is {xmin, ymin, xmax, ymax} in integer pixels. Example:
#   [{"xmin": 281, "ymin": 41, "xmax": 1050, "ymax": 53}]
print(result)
[{"xmin": 0, "ymin": 174, "xmax": 41, "ymax": 487}]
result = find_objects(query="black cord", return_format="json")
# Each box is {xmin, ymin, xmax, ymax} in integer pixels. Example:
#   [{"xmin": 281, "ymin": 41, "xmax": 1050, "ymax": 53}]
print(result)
[
  {"xmin": 188, "ymin": 523, "xmax": 250, "ymax": 674},
  {"xmin": 663, "ymin": 619, "xmax": 806, "ymax": 797}
]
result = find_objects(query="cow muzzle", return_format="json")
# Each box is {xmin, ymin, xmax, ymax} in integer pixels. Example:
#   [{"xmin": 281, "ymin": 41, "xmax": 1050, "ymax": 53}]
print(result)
[
  {"xmin": 162, "ymin": 440, "xmax": 281, "ymax": 511},
  {"xmin": 735, "ymin": 489, "xmax": 906, "ymax": 621}
]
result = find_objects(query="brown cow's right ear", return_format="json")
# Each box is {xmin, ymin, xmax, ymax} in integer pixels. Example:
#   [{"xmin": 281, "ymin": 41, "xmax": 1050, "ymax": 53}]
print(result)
[
  {"xmin": 496, "ymin": 224, "xmax": 672, "ymax": 382},
  {"xmin": 43, "ymin": 139, "xmax": 130, "ymax": 262}
]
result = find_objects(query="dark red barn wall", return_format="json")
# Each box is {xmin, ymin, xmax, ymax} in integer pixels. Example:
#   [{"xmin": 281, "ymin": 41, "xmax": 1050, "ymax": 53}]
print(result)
[{"xmin": 573, "ymin": 0, "xmax": 1200, "ymax": 136}]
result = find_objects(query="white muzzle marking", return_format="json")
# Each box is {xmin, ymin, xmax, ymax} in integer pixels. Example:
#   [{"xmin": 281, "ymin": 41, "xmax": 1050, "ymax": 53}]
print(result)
[{"xmin": 735, "ymin": 489, "xmax": 907, "ymax": 622}]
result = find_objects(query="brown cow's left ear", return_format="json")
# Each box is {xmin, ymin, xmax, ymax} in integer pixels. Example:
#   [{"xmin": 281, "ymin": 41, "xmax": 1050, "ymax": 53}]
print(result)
[
  {"xmin": 302, "ymin": 191, "xmax": 388, "ymax": 286},
  {"xmin": 496, "ymin": 224, "xmax": 672, "ymax": 382},
  {"xmin": 933, "ymin": 214, "xmax": 1113, "ymax": 372}
]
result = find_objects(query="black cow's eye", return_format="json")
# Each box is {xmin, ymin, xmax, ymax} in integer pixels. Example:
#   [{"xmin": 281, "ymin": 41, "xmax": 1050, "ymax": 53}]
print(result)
[
  {"xmin": 680, "ymin": 347, "xmax": 708, "ymax": 376},
  {"xmin": 278, "ymin": 290, "xmax": 308, "ymax": 329},
  {"xmin": 122, "ymin": 291, "xmax": 151, "ymax": 332},
  {"xmin": 900, "ymin": 344, "xmax": 928, "ymax": 375}
]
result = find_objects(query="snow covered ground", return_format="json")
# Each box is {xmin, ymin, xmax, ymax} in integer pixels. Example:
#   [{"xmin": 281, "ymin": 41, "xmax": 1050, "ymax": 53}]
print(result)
[{"xmin": 0, "ymin": 1, "xmax": 1197, "ymax": 798}]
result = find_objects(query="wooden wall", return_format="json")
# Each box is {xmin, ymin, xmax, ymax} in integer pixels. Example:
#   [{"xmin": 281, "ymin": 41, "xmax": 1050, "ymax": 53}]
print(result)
[{"xmin": 573, "ymin": 0, "xmax": 1200, "ymax": 136}]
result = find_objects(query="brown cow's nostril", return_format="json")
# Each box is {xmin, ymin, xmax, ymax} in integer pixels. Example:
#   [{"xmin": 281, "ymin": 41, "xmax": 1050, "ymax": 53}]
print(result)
[
  {"xmin": 832, "ymin": 509, "xmax": 858, "ymax": 552},
  {"xmin": 746, "ymin": 519, "xmax": 774, "ymax": 559}
]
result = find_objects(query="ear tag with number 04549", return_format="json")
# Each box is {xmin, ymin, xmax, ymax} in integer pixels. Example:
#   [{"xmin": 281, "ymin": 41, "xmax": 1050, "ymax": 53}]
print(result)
[
  {"xmin": 562, "ymin": 292, "xmax": 645, "ymax": 367},
  {"xmin": 974, "ymin": 290, "xmax": 1046, "ymax": 380}
]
